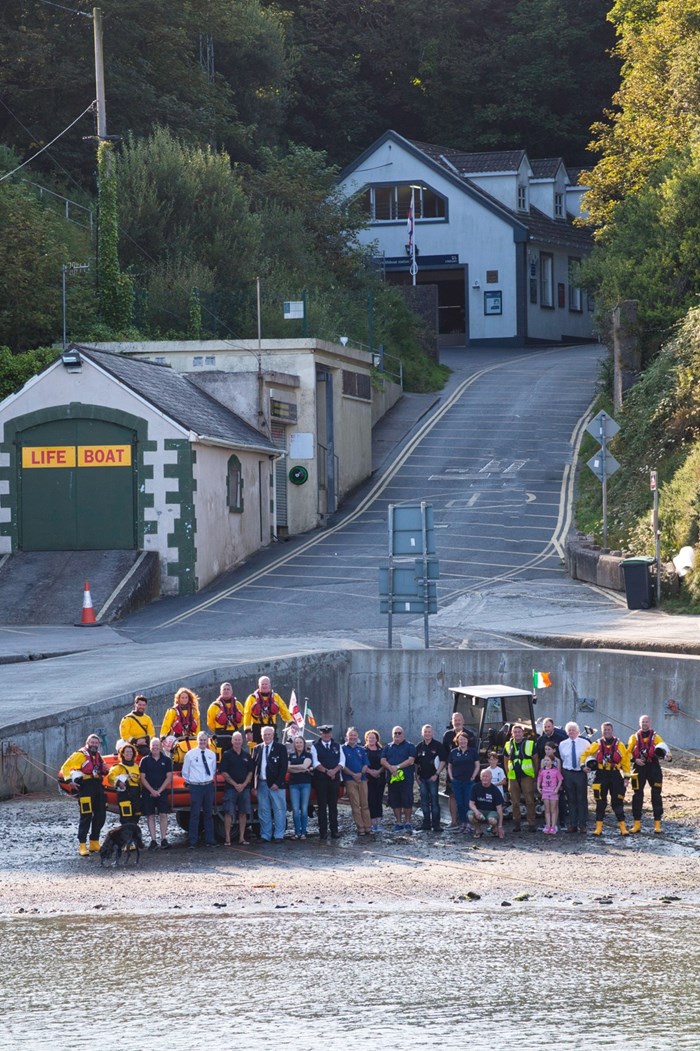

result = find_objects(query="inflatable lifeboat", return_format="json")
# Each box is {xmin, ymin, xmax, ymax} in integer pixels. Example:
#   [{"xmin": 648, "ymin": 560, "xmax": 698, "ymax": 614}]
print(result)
[{"xmin": 57, "ymin": 752, "xmax": 226, "ymax": 812}]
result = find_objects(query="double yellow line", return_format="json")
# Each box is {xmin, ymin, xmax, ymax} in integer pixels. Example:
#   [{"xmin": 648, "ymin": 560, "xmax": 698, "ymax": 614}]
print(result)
[{"xmin": 152, "ymin": 349, "xmax": 584, "ymax": 631}]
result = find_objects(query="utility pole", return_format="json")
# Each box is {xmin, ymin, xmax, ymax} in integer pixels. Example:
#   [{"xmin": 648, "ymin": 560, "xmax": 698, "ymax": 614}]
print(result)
[{"xmin": 93, "ymin": 8, "xmax": 107, "ymax": 140}]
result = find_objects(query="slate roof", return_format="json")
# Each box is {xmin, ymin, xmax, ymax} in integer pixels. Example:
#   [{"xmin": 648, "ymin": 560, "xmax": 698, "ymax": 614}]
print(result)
[
  {"xmin": 530, "ymin": 158, "xmax": 564, "ymax": 179},
  {"xmin": 76, "ymin": 346, "xmax": 277, "ymax": 453},
  {"xmin": 404, "ymin": 137, "xmax": 590, "ymax": 249},
  {"xmin": 410, "ymin": 140, "xmax": 527, "ymax": 174},
  {"xmin": 524, "ymin": 206, "xmax": 591, "ymax": 251}
]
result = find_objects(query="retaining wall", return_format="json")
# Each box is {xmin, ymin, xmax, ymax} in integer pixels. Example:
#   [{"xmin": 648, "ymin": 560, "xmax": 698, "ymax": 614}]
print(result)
[{"xmin": 1, "ymin": 646, "xmax": 697, "ymax": 798}]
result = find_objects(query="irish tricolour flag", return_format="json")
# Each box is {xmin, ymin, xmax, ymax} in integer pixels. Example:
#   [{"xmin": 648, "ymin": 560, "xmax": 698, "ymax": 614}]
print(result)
[{"xmin": 533, "ymin": 671, "xmax": 551, "ymax": 689}]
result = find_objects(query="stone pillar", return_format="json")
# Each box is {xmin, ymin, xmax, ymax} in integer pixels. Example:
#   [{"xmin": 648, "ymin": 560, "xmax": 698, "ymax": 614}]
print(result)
[{"xmin": 612, "ymin": 300, "xmax": 640, "ymax": 412}]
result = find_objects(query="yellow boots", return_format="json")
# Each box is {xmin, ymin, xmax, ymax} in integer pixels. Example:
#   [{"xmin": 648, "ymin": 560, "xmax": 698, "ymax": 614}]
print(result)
[
  {"xmin": 631, "ymin": 820, "xmax": 642, "ymax": 834},
  {"xmin": 654, "ymin": 820, "xmax": 662, "ymax": 834},
  {"xmin": 619, "ymin": 820, "xmax": 630, "ymax": 836},
  {"xmin": 593, "ymin": 821, "xmax": 604, "ymax": 836},
  {"xmin": 89, "ymin": 839, "xmax": 101, "ymax": 852},
  {"xmin": 78, "ymin": 842, "xmax": 89, "ymax": 857}
]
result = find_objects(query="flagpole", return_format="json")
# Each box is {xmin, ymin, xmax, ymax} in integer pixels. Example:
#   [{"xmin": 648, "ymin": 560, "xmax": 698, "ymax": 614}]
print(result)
[{"xmin": 410, "ymin": 186, "xmax": 417, "ymax": 287}]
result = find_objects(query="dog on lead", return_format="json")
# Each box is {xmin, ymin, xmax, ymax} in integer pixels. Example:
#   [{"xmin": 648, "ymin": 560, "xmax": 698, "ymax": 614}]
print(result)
[{"xmin": 99, "ymin": 824, "xmax": 145, "ymax": 867}]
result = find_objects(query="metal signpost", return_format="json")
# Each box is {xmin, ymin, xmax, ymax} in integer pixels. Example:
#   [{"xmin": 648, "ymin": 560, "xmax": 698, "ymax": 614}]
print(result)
[
  {"xmin": 651, "ymin": 469, "xmax": 661, "ymax": 604},
  {"xmin": 586, "ymin": 410, "xmax": 620, "ymax": 550},
  {"xmin": 379, "ymin": 502, "xmax": 439, "ymax": 648}
]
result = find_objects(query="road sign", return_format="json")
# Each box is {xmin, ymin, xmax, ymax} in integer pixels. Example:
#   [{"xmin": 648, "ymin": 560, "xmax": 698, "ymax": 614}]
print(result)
[
  {"xmin": 586, "ymin": 452, "xmax": 620, "ymax": 482},
  {"xmin": 283, "ymin": 300, "xmax": 304, "ymax": 319},
  {"xmin": 586, "ymin": 411, "xmax": 620, "ymax": 442},
  {"xmin": 390, "ymin": 503, "xmax": 435, "ymax": 555},
  {"xmin": 650, "ymin": 470, "xmax": 657, "ymax": 491},
  {"xmin": 378, "ymin": 563, "xmax": 439, "ymax": 600},
  {"xmin": 379, "ymin": 595, "xmax": 438, "ymax": 615}
]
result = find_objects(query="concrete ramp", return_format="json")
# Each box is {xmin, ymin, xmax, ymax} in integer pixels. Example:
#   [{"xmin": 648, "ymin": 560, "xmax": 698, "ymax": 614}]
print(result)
[{"xmin": 0, "ymin": 550, "xmax": 159, "ymax": 625}]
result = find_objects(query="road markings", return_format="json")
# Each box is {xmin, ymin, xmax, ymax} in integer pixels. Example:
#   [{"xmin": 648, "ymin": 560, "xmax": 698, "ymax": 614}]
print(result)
[{"xmin": 148, "ymin": 350, "xmax": 594, "ymax": 631}]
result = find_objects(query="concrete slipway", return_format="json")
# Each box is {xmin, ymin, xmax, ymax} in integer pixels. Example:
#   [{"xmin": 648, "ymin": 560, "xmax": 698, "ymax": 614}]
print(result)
[
  {"xmin": 2, "ymin": 365, "xmax": 700, "ymax": 794},
  {"xmin": 2, "ymin": 580, "xmax": 700, "ymax": 797}
]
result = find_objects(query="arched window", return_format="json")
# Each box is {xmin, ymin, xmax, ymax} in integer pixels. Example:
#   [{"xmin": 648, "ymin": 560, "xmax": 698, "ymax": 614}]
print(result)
[{"xmin": 227, "ymin": 455, "xmax": 244, "ymax": 512}]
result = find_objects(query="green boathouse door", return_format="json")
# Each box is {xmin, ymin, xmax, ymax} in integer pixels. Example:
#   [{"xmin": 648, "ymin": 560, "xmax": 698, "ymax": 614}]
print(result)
[{"xmin": 18, "ymin": 417, "xmax": 137, "ymax": 550}]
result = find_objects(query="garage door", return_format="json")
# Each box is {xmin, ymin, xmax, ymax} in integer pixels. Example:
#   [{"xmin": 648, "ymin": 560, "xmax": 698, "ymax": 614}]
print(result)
[{"xmin": 18, "ymin": 417, "xmax": 137, "ymax": 550}]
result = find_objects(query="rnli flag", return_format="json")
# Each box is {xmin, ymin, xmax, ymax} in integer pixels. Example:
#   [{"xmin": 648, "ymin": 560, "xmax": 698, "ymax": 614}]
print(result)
[{"xmin": 289, "ymin": 690, "xmax": 305, "ymax": 730}]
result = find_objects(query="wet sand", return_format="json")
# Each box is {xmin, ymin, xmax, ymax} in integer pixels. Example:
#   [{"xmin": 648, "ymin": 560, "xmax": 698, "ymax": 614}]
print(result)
[{"xmin": 2, "ymin": 761, "xmax": 698, "ymax": 917}]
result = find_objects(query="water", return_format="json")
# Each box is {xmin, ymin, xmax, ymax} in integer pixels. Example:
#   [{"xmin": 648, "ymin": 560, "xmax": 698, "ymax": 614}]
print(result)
[{"xmin": 2, "ymin": 903, "xmax": 698, "ymax": 1049}]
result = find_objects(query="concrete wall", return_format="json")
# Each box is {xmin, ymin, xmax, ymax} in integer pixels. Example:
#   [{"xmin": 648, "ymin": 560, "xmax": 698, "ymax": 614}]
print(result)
[
  {"xmin": 2, "ymin": 645, "xmax": 697, "ymax": 797},
  {"xmin": 566, "ymin": 534, "xmax": 625, "ymax": 591},
  {"xmin": 371, "ymin": 378, "xmax": 404, "ymax": 427},
  {"xmin": 86, "ymin": 340, "xmax": 375, "ymax": 538},
  {"xmin": 192, "ymin": 443, "xmax": 272, "ymax": 588},
  {"xmin": 526, "ymin": 244, "xmax": 593, "ymax": 343}
]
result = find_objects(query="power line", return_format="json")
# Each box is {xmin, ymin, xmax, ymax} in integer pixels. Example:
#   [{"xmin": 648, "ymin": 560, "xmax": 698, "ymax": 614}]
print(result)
[
  {"xmin": 0, "ymin": 101, "xmax": 96, "ymax": 183},
  {"xmin": 0, "ymin": 96, "xmax": 91, "ymax": 192},
  {"xmin": 36, "ymin": 0, "xmax": 91, "ymax": 16}
]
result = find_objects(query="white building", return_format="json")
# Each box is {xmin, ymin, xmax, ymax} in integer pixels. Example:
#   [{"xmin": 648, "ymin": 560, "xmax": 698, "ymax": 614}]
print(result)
[
  {"xmin": 338, "ymin": 130, "xmax": 594, "ymax": 348},
  {"xmin": 81, "ymin": 338, "xmax": 387, "ymax": 538},
  {"xmin": 0, "ymin": 346, "xmax": 279, "ymax": 595}
]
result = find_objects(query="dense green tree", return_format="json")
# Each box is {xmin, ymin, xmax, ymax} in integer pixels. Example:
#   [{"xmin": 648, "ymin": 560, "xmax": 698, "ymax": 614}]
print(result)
[
  {"xmin": 0, "ymin": 344, "xmax": 58, "ymax": 400},
  {"xmin": 581, "ymin": 145, "xmax": 700, "ymax": 356},
  {"xmin": 0, "ymin": 159, "xmax": 93, "ymax": 351},
  {"xmin": 584, "ymin": 0, "xmax": 700, "ymax": 228},
  {"xmin": 273, "ymin": 0, "xmax": 617, "ymax": 165},
  {"xmin": 0, "ymin": 0, "xmax": 289, "ymax": 184},
  {"xmin": 116, "ymin": 127, "xmax": 261, "ymax": 334}
]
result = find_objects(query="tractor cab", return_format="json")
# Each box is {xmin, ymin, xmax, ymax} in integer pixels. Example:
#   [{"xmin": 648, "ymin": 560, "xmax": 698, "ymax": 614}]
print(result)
[{"xmin": 448, "ymin": 683, "xmax": 537, "ymax": 759}]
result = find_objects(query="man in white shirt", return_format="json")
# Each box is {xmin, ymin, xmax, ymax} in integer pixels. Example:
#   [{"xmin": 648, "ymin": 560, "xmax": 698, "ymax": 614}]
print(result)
[
  {"xmin": 182, "ymin": 731, "xmax": 218, "ymax": 850},
  {"xmin": 560, "ymin": 721, "xmax": 590, "ymax": 834}
]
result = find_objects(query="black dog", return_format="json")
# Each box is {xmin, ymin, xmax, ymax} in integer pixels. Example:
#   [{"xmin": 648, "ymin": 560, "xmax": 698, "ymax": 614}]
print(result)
[{"xmin": 99, "ymin": 824, "xmax": 145, "ymax": 867}]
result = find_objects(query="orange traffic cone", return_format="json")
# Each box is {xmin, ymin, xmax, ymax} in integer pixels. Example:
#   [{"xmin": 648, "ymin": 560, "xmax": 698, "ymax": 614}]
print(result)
[{"xmin": 79, "ymin": 580, "xmax": 98, "ymax": 626}]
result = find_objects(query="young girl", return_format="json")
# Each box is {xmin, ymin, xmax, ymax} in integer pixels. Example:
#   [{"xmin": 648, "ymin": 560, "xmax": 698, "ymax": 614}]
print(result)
[
  {"xmin": 537, "ymin": 755, "xmax": 564, "ymax": 834},
  {"xmin": 543, "ymin": 740, "xmax": 561, "ymax": 771}
]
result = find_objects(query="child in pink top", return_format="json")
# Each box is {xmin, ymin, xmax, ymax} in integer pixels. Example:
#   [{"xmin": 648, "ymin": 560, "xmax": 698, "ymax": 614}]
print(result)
[{"xmin": 537, "ymin": 756, "xmax": 564, "ymax": 834}]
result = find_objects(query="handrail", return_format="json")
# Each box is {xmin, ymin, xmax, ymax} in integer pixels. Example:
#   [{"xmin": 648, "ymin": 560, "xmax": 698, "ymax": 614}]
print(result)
[{"xmin": 22, "ymin": 179, "xmax": 94, "ymax": 234}]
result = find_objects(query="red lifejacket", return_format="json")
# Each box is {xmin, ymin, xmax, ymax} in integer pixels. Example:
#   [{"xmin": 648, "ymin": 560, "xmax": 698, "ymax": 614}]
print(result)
[
  {"xmin": 214, "ymin": 697, "xmax": 242, "ymax": 729},
  {"xmin": 632, "ymin": 730, "xmax": 657, "ymax": 762},
  {"xmin": 596, "ymin": 737, "xmax": 622, "ymax": 768},
  {"xmin": 250, "ymin": 690, "xmax": 279, "ymax": 722},
  {"xmin": 80, "ymin": 747, "xmax": 107, "ymax": 778},
  {"xmin": 171, "ymin": 705, "xmax": 197, "ymax": 737}
]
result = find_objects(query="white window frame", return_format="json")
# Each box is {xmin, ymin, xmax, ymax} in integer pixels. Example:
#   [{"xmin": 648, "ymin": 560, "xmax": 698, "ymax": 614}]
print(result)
[
  {"xmin": 365, "ymin": 183, "xmax": 446, "ymax": 222},
  {"xmin": 554, "ymin": 192, "xmax": 564, "ymax": 218},
  {"xmin": 540, "ymin": 253, "xmax": 554, "ymax": 308},
  {"xmin": 568, "ymin": 257, "xmax": 583, "ymax": 312}
]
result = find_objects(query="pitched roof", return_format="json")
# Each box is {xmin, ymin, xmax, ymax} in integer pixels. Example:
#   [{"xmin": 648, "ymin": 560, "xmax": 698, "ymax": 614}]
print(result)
[
  {"xmin": 530, "ymin": 158, "xmax": 565, "ymax": 180},
  {"xmin": 410, "ymin": 139, "xmax": 527, "ymax": 174},
  {"xmin": 76, "ymin": 346, "xmax": 277, "ymax": 453},
  {"xmin": 524, "ymin": 207, "xmax": 591, "ymax": 251}
]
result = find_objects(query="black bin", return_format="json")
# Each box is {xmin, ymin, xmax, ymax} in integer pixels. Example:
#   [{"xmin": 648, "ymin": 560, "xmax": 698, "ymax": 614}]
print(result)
[{"xmin": 621, "ymin": 557, "xmax": 655, "ymax": 610}]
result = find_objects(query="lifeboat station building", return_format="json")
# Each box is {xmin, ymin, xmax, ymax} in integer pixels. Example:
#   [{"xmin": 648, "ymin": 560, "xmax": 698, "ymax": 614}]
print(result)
[
  {"xmin": 338, "ymin": 130, "xmax": 595, "ymax": 348},
  {"xmin": 0, "ymin": 346, "xmax": 279, "ymax": 596}
]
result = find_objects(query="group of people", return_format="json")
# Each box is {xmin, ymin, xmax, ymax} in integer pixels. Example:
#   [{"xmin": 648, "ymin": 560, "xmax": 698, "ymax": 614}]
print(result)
[{"xmin": 59, "ymin": 677, "xmax": 673, "ymax": 855}]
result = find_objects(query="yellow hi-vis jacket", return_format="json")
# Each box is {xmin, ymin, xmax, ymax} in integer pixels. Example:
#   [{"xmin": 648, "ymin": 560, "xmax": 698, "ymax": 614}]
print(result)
[
  {"xmin": 107, "ymin": 761, "xmax": 141, "ymax": 789},
  {"xmin": 206, "ymin": 698, "xmax": 244, "ymax": 734},
  {"xmin": 119, "ymin": 712, "xmax": 156, "ymax": 744},
  {"xmin": 581, "ymin": 737, "xmax": 631, "ymax": 776}
]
